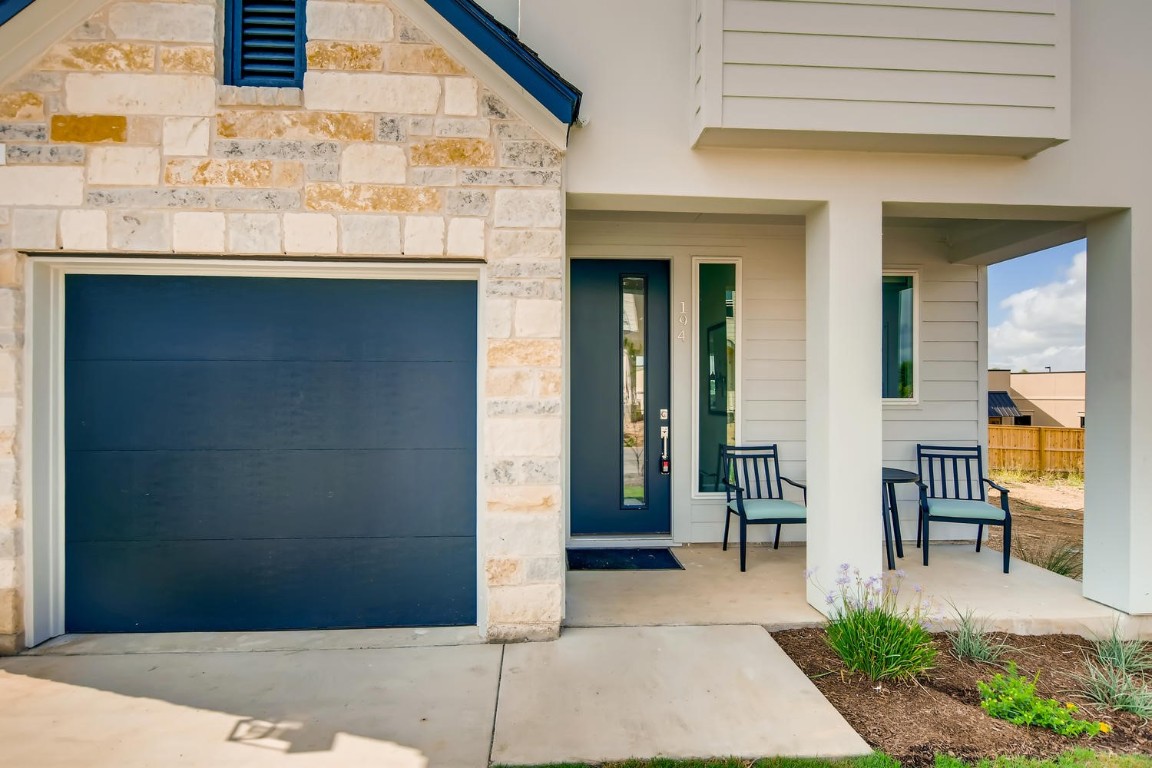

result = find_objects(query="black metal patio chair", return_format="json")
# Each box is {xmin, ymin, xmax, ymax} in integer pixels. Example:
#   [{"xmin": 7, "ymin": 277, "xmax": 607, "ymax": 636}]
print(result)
[
  {"xmin": 720, "ymin": 444, "xmax": 807, "ymax": 572},
  {"xmin": 915, "ymin": 444, "xmax": 1012, "ymax": 573}
]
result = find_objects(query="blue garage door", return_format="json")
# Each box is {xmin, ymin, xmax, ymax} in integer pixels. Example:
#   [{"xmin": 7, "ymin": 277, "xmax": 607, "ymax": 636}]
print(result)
[{"xmin": 64, "ymin": 275, "xmax": 477, "ymax": 632}]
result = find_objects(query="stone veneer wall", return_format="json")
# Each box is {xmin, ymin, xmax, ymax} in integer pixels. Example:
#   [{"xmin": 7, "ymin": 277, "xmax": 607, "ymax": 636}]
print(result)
[{"xmin": 0, "ymin": 0, "xmax": 566, "ymax": 651}]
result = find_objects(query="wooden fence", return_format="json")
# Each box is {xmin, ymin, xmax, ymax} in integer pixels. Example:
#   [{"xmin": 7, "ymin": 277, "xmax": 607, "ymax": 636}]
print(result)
[{"xmin": 988, "ymin": 425, "xmax": 1084, "ymax": 474}]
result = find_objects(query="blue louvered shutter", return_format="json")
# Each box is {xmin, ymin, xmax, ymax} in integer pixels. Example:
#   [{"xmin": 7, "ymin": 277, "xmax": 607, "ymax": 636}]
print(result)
[{"xmin": 225, "ymin": 0, "xmax": 306, "ymax": 88}]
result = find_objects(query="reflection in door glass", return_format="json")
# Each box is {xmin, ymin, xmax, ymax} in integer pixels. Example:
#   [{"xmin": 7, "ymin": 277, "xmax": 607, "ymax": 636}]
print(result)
[
  {"xmin": 622, "ymin": 276, "xmax": 647, "ymax": 508},
  {"xmin": 698, "ymin": 263, "xmax": 737, "ymax": 492}
]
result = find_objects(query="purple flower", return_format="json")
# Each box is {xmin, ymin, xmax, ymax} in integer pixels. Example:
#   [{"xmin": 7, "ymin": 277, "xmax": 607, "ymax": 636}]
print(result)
[
  {"xmin": 839, "ymin": 562, "xmax": 851, "ymax": 572},
  {"xmin": 895, "ymin": 569, "xmax": 907, "ymax": 578},
  {"xmin": 825, "ymin": 592, "xmax": 837, "ymax": 605}
]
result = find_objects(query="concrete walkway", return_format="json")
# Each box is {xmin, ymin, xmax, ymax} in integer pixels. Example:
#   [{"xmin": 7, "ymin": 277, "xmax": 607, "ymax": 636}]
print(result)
[{"xmin": 0, "ymin": 625, "xmax": 869, "ymax": 767}]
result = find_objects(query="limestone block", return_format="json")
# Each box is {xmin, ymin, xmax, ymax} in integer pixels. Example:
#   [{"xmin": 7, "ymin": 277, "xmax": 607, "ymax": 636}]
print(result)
[
  {"xmin": 173, "ymin": 211, "xmax": 225, "ymax": 252},
  {"xmin": 396, "ymin": 15, "xmax": 431, "ymax": 43},
  {"xmin": 447, "ymin": 218, "xmax": 485, "ymax": 257},
  {"xmin": 0, "ymin": 397, "xmax": 13, "ymax": 427},
  {"xmin": 538, "ymin": 370, "xmax": 562, "ymax": 397},
  {"xmin": 341, "ymin": 214, "xmax": 401, "ymax": 255},
  {"xmin": 500, "ymin": 141, "xmax": 562, "ymax": 169},
  {"xmin": 386, "ymin": 45, "xmax": 465, "ymax": 75},
  {"xmin": 481, "ymin": 91, "xmax": 511, "ymax": 119},
  {"xmin": 216, "ymin": 140, "xmax": 340, "ymax": 162},
  {"xmin": 305, "ymin": 163, "xmax": 339, "ymax": 182},
  {"xmin": 303, "ymin": 72, "xmax": 440, "ymax": 115},
  {"xmin": 434, "ymin": 118, "xmax": 489, "ymax": 139},
  {"xmin": 411, "ymin": 138, "xmax": 494, "ymax": 167},
  {"xmin": 12, "ymin": 209, "xmax": 59, "ymax": 249},
  {"xmin": 403, "ymin": 216, "xmax": 444, "ymax": 256},
  {"xmin": 486, "ymin": 399, "xmax": 561, "ymax": 418},
  {"xmin": 5, "ymin": 145, "xmax": 86, "ymax": 165},
  {"xmin": 227, "ymin": 213, "xmax": 282, "ymax": 254},
  {"xmin": 408, "ymin": 116, "xmax": 434, "ymax": 136},
  {"xmin": 306, "ymin": 42, "xmax": 385, "ymax": 71},
  {"xmin": 60, "ymin": 210, "xmax": 108, "ymax": 250},
  {"xmin": 444, "ymin": 78, "xmax": 479, "ymax": 116},
  {"xmin": 88, "ymin": 188, "xmax": 208, "ymax": 208},
  {"xmin": 495, "ymin": 124, "xmax": 541, "ymax": 141},
  {"xmin": 165, "ymin": 158, "xmax": 302, "ymax": 188},
  {"xmin": 486, "ymin": 417, "xmax": 561, "ymax": 458},
  {"xmin": 307, "ymin": 2, "xmax": 393, "ymax": 42},
  {"xmin": 488, "ymin": 339, "xmax": 561, "ymax": 368},
  {"xmin": 0, "ymin": 144, "xmax": 4, "ymax": 165},
  {"xmin": 377, "ymin": 116, "xmax": 407, "ymax": 143},
  {"xmin": 41, "ymin": 43, "xmax": 154, "ymax": 72},
  {"xmin": 128, "ymin": 116, "xmax": 163, "ymax": 145},
  {"xmin": 284, "ymin": 213, "xmax": 338, "ymax": 254},
  {"xmin": 409, "ymin": 167, "xmax": 455, "ymax": 186},
  {"xmin": 160, "ymin": 46, "xmax": 215, "ymax": 74},
  {"xmin": 0, "ymin": 124, "xmax": 45, "ymax": 141},
  {"xmin": 50, "ymin": 115, "xmax": 127, "ymax": 144},
  {"xmin": 0, "ymin": 92, "xmax": 44, "ymax": 121},
  {"xmin": 487, "ymin": 584, "xmax": 563, "ymax": 625},
  {"xmin": 212, "ymin": 189, "xmax": 300, "ymax": 210},
  {"xmin": 216, "ymin": 85, "xmax": 303, "ymax": 108},
  {"xmin": 109, "ymin": 211, "xmax": 171, "ymax": 252},
  {"xmin": 485, "ymin": 558, "xmax": 523, "ymax": 587},
  {"xmin": 88, "ymin": 146, "xmax": 160, "ymax": 186},
  {"xmin": 494, "ymin": 189, "xmax": 563, "ymax": 229},
  {"xmin": 489, "ymin": 260, "xmax": 563, "ymax": 279},
  {"xmin": 340, "ymin": 144, "xmax": 406, "ymax": 184},
  {"xmin": 514, "ymin": 299, "xmax": 562, "ymax": 339},
  {"xmin": 486, "ymin": 369, "xmax": 533, "ymax": 398},
  {"xmin": 305, "ymin": 183, "xmax": 440, "ymax": 213},
  {"xmin": 163, "ymin": 117, "xmax": 210, "ymax": 156},
  {"xmin": 446, "ymin": 190, "xmax": 490, "ymax": 216},
  {"xmin": 485, "ymin": 513, "xmax": 563, "ymax": 558},
  {"xmin": 489, "ymin": 229, "xmax": 563, "ymax": 261},
  {"xmin": 486, "ymin": 485, "xmax": 561, "ymax": 514},
  {"xmin": 108, "ymin": 3, "xmax": 215, "ymax": 43},
  {"xmin": 218, "ymin": 111, "xmax": 374, "ymax": 141},
  {"xmin": 486, "ymin": 297, "xmax": 514, "ymax": 339},
  {"xmin": 0, "ymin": 355, "xmax": 13, "ymax": 395},
  {"xmin": 65, "ymin": 74, "xmax": 215, "ymax": 116},
  {"xmin": 0, "ymin": 167, "xmax": 84, "ymax": 206},
  {"xmin": 488, "ymin": 277, "xmax": 561, "ymax": 301},
  {"xmin": 524, "ymin": 556, "xmax": 564, "ymax": 584},
  {"xmin": 0, "ymin": 587, "xmax": 21, "ymax": 635}
]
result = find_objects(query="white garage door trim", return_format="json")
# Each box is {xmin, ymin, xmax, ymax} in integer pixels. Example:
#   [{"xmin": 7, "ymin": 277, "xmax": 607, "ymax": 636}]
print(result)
[{"xmin": 23, "ymin": 257, "xmax": 487, "ymax": 647}]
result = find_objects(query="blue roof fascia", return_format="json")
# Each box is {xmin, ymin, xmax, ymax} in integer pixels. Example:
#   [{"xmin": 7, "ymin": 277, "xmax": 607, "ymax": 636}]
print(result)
[
  {"xmin": 424, "ymin": 0, "xmax": 581, "ymax": 126},
  {"xmin": 0, "ymin": 0, "xmax": 37, "ymax": 27}
]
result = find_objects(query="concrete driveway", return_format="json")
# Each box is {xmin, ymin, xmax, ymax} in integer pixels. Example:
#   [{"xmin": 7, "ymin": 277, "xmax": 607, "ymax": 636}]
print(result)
[{"xmin": 0, "ymin": 625, "xmax": 868, "ymax": 767}]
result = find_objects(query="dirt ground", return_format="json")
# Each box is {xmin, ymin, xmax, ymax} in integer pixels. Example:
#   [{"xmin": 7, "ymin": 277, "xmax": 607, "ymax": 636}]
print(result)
[
  {"xmin": 773, "ymin": 627, "xmax": 1152, "ymax": 767},
  {"xmin": 985, "ymin": 477, "xmax": 1085, "ymax": 572}
]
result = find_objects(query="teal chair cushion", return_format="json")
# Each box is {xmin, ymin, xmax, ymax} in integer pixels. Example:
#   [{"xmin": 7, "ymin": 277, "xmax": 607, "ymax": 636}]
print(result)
[
  {"xmin": 927, "ymin": 498, "xmax": 1006, "ymax": 522},
  {"xmin": 729, "ymin": 498, "xmax": 807, "ymax": 521}
]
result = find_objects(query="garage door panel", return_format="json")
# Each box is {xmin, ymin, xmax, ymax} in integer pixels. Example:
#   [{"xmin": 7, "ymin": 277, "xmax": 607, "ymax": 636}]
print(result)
[
  {"xmin": 66, "ymin": 275, "xmax": 478, "ymax": 363},
  {"xmin": 66, "ymin": 360, "xmax": 475, "ymax": 451},
  {"xmin": 66, "ymin": 449, "xmax": 476, "ymax": 542},
  {"xmin": 65, "ymin": 536, "xmax": 477, "ymax": 632}
]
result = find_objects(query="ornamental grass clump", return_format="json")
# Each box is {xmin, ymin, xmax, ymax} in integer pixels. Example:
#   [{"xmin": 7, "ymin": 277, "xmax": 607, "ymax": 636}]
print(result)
[
  {"xmin": 978, "ymin": 663, "xmax": 1109, "ymax": 737},
  {"xmin": 947, "ymin": 606, "xmax": 1012, "ymax": 664},
  {"xmin": 820, "ymin": 564, "xmax": 937, "ymax": 682}
]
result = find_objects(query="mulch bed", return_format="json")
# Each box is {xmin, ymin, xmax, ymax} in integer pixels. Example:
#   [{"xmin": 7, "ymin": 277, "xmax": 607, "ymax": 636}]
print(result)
[{"xmin": 772, "ymin": 627, "xmax": 1152, "ymax": 767}]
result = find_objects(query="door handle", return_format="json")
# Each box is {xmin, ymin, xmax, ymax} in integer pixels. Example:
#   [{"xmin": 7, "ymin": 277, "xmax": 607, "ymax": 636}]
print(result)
[{"xmin": 659, "ymin": 426, "xmax": 670, "ymax": 475}]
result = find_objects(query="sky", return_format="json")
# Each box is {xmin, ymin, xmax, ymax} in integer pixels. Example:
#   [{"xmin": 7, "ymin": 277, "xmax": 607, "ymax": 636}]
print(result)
[{"xmin": 987, "ymin": 238, "xmax": 1086, "ymax": 372}]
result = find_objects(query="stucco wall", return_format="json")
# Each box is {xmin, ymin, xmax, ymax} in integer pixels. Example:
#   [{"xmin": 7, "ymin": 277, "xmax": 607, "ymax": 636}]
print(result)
[{"xmin": 0, "ymin": 0, "xmax": 567, "ymax": 651}]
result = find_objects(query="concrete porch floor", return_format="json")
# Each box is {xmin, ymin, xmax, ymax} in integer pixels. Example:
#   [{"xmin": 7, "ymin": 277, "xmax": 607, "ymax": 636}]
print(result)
[{"xmin": 566, "ymin": 543, "xmax": 1152, "ymax": 638}]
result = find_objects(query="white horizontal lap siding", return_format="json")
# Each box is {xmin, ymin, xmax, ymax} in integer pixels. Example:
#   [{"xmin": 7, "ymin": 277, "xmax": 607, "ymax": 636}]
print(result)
[{"xmin": 717, "ymin": 0, "xmax": 1068, "ymax": 141}]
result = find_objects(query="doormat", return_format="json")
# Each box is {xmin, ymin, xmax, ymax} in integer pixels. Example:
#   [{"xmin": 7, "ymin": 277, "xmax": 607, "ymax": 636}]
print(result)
[{"xmin": 566, "ymin": 547, "xmax": 683, "ymax": 571}]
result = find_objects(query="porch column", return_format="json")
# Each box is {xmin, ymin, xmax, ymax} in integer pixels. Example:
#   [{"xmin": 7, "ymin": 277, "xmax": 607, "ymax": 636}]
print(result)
[
  {"xmin": 805, "ymin": 199, "xmax": 884, "ymax": 609},
  {"xmin": 1084, "ymin": 210, "xmax": 1152, "ymax": 614}
]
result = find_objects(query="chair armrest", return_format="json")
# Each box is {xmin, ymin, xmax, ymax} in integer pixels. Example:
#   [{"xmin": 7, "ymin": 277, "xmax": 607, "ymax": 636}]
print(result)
[
  {"xmin": 983, "ymin": 478, "xmax": 1009, "ymax": 495},
  {"xmin": 782, "ymin": 476, "xmax": 807, "ymax": 504},
  {"xmin": 721, "ymin": 479, "xmax": 744, "ymax": 496}
]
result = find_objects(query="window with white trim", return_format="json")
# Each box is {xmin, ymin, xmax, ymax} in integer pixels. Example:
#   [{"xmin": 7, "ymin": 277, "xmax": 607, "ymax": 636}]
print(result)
[{"xmin": 882, "ymin": 273, "xmax": 916, "ymax": 400}]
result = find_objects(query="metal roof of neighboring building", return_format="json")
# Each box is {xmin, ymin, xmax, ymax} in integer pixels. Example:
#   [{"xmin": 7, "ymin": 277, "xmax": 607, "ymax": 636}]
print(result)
[{"xmin": 989, "ymin": 391, "xmax": 1023, "ymax": 419}]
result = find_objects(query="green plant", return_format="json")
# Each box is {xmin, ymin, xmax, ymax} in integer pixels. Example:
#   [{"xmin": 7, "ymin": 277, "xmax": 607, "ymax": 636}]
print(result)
[
  {"xmin": 819, "ymin": 565, "xmax": 937, "ymax": 682},
  {"xmin": 1012, "ymin": 537, "xmax": 1083, "ymax": 580},
  {"xmin": 947, "ymin": 606, "xmax": 1012, "ymax": 664},
  {"xmin": 978, "ymin": 663, "xmax": 1108, "ymax": 737},
  {"xmin": 1077, "ymin": 658, "xmax": 1152, "ymax": 717},
  {"xmin": 1092, "ymin": 622, "xmax": 1152, "ymax": 675}
]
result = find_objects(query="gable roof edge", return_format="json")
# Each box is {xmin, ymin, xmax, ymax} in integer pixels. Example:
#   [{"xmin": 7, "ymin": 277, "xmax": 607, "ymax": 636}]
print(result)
[
  {"xmin": 389, "ymin": 0, "xmax": 574, "ymax": 150},
  {"xmin": 0, "ymin": 0, "xmax": 108, "ymax": 88}
]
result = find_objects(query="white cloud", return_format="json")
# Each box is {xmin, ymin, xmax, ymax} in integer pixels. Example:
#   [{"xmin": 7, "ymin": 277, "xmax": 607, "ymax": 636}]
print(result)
[{"xmin": 989, "ymin": 251, "xmax": 1086, "ymax": 371}]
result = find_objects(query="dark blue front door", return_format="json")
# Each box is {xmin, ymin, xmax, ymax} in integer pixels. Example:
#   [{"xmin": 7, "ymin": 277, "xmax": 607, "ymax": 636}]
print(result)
[
  {"xmin": 64, "ymin": 275, "xmax": 477, "ymax": 632},
  {"xmin": 571, "ymin": 260, "xmax": 672, "ymax": 536}
]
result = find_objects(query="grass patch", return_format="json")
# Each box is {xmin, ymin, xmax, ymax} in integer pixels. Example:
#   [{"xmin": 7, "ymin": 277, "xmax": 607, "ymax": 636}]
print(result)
[
  {"xmin": 946, "ymin": 606, "xmax": 1012, "ymax": 664},
  {"xmin": 496, "ymin": 751, "xmax": 1152, "ymax": 768},
  {"xmin": 1092, "ymin": 623, "xmax": 1152, "ymax": 675},
  {"xmin": 1078, "ymin": 658, "xmax": 1152, "ymax": 718},
  {"xmin": 1012, "ymin": 537, "xmax": 1083, "ymax": 580},
  {"xmin": 988, "ymin": 470, "xmax": 1085, "ymax": 489}
]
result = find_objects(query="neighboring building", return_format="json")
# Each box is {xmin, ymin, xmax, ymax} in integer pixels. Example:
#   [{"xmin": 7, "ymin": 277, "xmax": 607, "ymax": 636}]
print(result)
[
  {"xmin": 989, "ymin": 369, "xmax": 1086, "ymax": 428},
  {"xmin": 1, "ymin": 0, "xmax": 1149, "ymax": 653}
]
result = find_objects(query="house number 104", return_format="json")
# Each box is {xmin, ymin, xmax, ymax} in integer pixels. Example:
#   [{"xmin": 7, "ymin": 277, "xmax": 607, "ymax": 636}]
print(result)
[{"xmin": 676, "ymin": 301, "xmax": 688, "ymax": 341}]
